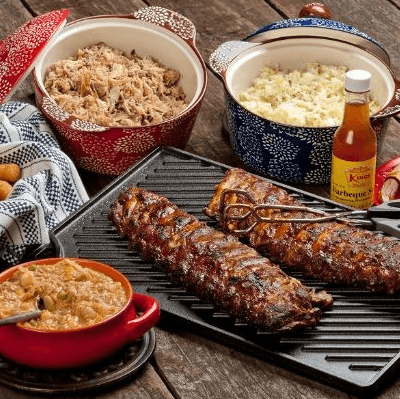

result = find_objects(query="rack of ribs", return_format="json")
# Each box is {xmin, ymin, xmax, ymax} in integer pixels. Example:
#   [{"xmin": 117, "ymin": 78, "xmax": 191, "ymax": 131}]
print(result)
[
  {"xmin": 108, "ymin": 187, "xmax": 332, "ymax": 332},
  {"xmin": 204, "ymin": 168, "xmax": 400, "ymax": 293}
]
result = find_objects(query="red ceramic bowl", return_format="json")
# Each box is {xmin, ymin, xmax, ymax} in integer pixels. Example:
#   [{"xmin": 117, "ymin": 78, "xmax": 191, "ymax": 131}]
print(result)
[
  {"xmin": 0, "ymin": 258, "xmax": 160, "ymax": 369},
  {"xmin": 32, "ymin": 7, "xmax": 207, "ymax": 175}
]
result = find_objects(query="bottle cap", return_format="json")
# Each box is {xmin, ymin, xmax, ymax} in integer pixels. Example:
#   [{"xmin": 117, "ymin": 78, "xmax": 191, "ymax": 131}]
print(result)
[{"xmin": 345, "ymin": 70, "xmax": 371, "ymax": 93}]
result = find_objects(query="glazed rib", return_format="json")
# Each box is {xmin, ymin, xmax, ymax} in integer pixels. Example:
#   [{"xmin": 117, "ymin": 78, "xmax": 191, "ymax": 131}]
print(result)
[
  {"xmin": 108, "ymin": 187, "xmax": 332, "ymax": 332},
  {"xmin": 204, "ymin": 168, "xmax": 400, "ymax": 293}
]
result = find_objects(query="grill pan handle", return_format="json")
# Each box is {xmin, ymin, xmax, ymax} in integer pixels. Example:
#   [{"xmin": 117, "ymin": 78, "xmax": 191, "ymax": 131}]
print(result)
[{"xmin": 366, "ymin": 199, "xmax": 400, "ymax": 219}]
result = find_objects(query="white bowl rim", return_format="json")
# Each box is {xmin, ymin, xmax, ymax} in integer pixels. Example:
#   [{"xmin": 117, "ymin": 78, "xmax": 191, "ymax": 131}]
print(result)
[
  {"xmin": 221, "ymin": 36, "xmax": 400, "ymax": 129},
  {"xmin": 33, "ymin": 13, "xmax": 208, "ymax": 130}
]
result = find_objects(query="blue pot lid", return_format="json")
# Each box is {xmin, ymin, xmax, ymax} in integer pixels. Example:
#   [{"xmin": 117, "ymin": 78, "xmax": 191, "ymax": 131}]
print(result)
[{"xmin": 245, "ymin": 17, "xmax": 390, "ymax": 66}]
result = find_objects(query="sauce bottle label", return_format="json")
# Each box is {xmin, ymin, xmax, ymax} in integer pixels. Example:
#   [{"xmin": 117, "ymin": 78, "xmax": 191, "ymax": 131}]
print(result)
[{"xmin": 330, "ymin": 155, "xmax": 376, "ymax": 209}]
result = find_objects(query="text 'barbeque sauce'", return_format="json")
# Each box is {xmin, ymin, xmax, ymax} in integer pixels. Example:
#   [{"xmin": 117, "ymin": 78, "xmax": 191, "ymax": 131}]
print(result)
[{"xmin": 330, "ymin": 70, "xmax": 377, "ymax": 209}]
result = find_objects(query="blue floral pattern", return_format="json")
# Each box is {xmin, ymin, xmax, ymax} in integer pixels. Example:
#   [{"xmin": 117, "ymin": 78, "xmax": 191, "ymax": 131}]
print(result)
[
  {"xmin": 246, "ymin": 17, "xmax": 383, "ymax": 50},
  {"xmin": 261, "ymin": 134, "xmax": 299, "ymax": 161},
  {"xmin": 226, "ymin": 92, "xmax": 336, "ymax": 184}
]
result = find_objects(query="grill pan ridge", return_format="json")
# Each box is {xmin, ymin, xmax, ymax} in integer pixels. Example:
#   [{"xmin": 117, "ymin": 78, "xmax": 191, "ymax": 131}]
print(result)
[{"xmin": 42, "ymin": 147, "xmax": 400, "ymax": 396}]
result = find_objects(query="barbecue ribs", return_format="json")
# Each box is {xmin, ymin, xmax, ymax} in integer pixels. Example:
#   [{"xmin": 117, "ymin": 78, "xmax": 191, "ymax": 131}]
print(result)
[
  {"xmin": 109, "ymin": 187, "xmax": 332, "ymax": 332},
  {"xmin": 204, "ymin": 168, "xmax": 400, "ymax": 293}
]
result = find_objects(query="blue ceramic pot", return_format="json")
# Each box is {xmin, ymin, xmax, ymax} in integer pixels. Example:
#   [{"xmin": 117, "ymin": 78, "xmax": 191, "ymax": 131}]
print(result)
[{"xmin": 210, "ymin": 14, "xmax": 400, "ymax": 184}]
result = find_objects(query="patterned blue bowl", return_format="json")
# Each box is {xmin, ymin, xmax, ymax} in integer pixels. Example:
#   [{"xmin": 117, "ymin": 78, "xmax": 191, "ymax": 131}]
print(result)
[{"xmin": 210, "ymin": 33, "xmax": 400, "ymax": 184}]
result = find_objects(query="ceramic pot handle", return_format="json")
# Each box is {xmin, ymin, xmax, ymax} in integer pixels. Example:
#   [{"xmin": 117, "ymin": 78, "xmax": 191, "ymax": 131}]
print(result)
[
  {"xmin": 123, "ymin": 293, "xmax": 160, "ymax": 342},
  {"xmin": 132, "ymin": 7, "xmax": 197, "ymax": 46},
  {"xmin": 245, "ymin": 3, "xmax": 332, "ymax": 41},
  {"xmin": 299, "ymin": 3, "xmax": 332, "ymax": 19},
  {"xmin": 373, "ymin": 77, "xmax": 400, "ymax": 119},
  {"xmin": 209, "ymin": 41, "xmax": 259, "ymax": 77}
]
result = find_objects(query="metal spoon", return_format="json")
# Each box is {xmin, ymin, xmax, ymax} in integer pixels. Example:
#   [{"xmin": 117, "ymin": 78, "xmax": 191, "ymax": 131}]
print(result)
[{"xmin": 0, "ymin": 296, "xmax": 44, "ymax": 326}]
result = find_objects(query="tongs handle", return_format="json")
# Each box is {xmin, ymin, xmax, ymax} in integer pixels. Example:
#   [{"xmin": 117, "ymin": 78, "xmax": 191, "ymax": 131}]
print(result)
[{"xmin": 366, "ymin": 199, "xmax": 400, "ymax": 219}]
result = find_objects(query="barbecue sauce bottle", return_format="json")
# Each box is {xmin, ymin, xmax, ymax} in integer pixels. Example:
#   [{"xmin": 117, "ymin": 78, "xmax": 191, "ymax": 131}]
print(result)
[{"xmin": 330, "ymin": 69, "xmax": 377, "ymax": 209}]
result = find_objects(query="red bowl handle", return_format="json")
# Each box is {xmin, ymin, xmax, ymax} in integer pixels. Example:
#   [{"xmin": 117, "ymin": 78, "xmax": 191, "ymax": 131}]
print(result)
[{"xmin": 123, "ymin": 293, "xmax": 160, "ymax": 342}]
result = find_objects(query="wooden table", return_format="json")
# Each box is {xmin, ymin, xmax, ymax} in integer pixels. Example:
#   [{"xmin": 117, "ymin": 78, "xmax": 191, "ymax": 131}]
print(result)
[{"xmin": 2, "ymin": 0, "xmax": 400, "ymax": 398}]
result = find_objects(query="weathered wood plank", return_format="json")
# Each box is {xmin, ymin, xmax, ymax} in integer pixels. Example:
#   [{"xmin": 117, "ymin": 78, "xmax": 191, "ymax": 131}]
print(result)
[
  {"xmin": 0, "ymin": 360, "xmax": 175, "ymax": 399},
  {"xmin": 20, "ymin": 0, "xmax": 146, "ymax": 20},
  {"xmin": 185, "ymin": 71, "xmax": 243, "ymax": 167},
  {"xmin": 139, "ymin": 0, "xmax": 282, "ymax": 62},
  {"xmin": 24, "ymin": 0, "xmax": 282, "ymax": 62},
  {"xmin": 153, "ymin": 322, "xmax": 349, "ymax": 399}
]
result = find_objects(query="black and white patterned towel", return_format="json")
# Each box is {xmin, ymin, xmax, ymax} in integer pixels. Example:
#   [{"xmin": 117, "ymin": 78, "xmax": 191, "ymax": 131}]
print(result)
[{"xmin": 0, "ymin": 101, "xmax": 89, "ymax": 266}]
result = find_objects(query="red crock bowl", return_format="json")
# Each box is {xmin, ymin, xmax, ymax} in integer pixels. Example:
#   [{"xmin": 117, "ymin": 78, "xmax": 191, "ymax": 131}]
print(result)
[
  {"xmin": 0, "ymin": 258, "xmax": 160, "ymax": 369},
  {"xmin": 32, "ymin": 7, "xmax": 207, "ymax": 176}
]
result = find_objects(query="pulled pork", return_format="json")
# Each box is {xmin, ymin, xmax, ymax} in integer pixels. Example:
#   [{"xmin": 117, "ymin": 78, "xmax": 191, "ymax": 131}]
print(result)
[{"xmin": 44, "ymin": 43, "xmax": 187, "ymax": 127}]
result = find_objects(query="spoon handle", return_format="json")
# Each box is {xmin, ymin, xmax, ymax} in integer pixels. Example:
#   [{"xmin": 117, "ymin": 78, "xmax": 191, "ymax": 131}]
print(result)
[{"xmin": 0, "ymin": 309, "xmax": 42, "ymax": 326}]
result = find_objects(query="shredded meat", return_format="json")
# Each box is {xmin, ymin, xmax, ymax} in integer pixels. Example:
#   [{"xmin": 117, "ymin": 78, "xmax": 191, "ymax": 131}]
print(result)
[
  {"xmin": 108, "ymin": 187, "xmax": 332, "ymax": 332},
  {"xmin": 204, "ymin": 168, "xmax": 400, "ymax": 293},
  {"xmin": 44, "ymin": 43, "xmax": 187, "ymax": 127}
]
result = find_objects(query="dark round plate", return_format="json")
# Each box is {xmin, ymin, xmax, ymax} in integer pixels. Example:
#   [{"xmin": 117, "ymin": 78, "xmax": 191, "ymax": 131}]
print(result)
[{"xmin": 0, "ymin": 329, "xmax": 156, "ymax": 395}]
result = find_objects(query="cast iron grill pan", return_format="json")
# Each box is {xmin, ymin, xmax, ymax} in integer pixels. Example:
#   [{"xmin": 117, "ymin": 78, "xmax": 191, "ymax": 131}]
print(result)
[{"xmin": 44, "ymin": 148, "xmax": 400, "ymax": 396}]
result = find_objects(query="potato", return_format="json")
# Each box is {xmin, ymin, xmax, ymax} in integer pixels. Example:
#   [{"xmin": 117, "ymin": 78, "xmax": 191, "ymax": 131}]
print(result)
[
  {"xmin": 0, "ymin": 163, "xmax": 21, "ymax": 183},
  {"xmin": 0, "ymin": 180, "xmax": 12, "ymax": 200}
]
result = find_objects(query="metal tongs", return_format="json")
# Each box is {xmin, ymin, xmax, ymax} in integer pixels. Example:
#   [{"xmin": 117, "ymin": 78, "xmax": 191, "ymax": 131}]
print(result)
[{"xmin": 219, "ymin": 189, "xmax": 400, "ymax": 238}]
